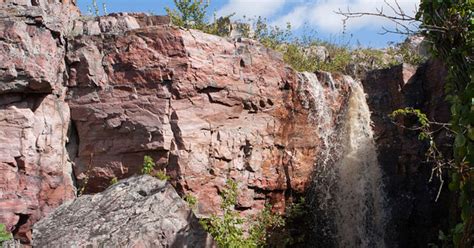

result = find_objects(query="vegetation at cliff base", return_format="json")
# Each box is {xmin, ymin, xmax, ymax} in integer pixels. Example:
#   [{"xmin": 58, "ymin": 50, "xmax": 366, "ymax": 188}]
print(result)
[
  {"xmin": 110, "ymin": 177, "xmax": 118, "ymax": 185},
  {"xmin": 0, "ymin": 224, "xmax": 12, "ymax": 245},
  {"xmin": 141, "ymin": 155, "xmax": 155, "ymax": 175},
  {"xmin": 142, "ymin": 155, "xmax": 170, "ymax": 181},
  {"xmin": 199, "ymin": 179, "xmax": 284, "ymax": 248}
]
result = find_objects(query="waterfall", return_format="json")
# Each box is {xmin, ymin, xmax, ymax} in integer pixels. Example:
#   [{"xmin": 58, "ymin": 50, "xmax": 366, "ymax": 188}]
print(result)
[
  {"xmin": 334, "ymin": 81, "xmax": 387, "ymax": 247},
  {"xmin": 301, "ymin": 72, "xmax": 387, "ymax": 248}
]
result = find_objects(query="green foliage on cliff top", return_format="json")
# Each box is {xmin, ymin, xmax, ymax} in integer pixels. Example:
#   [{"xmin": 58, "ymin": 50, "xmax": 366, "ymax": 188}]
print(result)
[
  {"xmin": 167, "ymin": 0, "xmax": 426, "ymax": 76},
  {"xmin": 166, "ymin": 0, "xmax": 209, "ymax": 30}
]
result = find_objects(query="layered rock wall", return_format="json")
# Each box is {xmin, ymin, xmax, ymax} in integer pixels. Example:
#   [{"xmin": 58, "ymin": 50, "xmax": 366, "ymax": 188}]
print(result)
[
  {"xmin": 0, "ymin": 0, "xmax": 78, "ymax": 242},
  {"xmin": 0, "ymin": 1, "xmax": 450, "ymax": 246},
  {"xmin": 66, "ymin": 20, "xmax": 351, "ymax": 216},
  {"xmin": 0, "ymin": 2, "xmax": 352, "ymax": 242}
]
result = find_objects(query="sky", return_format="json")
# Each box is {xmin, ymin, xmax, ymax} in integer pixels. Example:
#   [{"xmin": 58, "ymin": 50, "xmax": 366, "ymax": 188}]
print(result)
[{"xmin": 76, "ymin": 0, "xmax": 420, "ymax": 48}]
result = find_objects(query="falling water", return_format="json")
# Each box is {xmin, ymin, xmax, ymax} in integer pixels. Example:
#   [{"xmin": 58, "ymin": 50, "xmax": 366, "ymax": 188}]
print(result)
[
  {"xmin": 334, "ymin": 81, "xmax": 387, "ymax": 247},
  {"xmin": 300, "ymin": 72, "xmax": 387, "ymax": 247}
]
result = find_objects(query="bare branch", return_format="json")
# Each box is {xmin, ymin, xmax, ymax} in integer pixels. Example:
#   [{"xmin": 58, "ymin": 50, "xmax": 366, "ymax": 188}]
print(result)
[{"xmin": 335, "ymin": 0, "xmax": 420, "ymax": 36}]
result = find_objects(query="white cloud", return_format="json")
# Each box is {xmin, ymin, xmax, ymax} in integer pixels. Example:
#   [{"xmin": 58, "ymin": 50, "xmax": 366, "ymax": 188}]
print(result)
[
  {"xmin": 216, "ymin": 0, "xmax": 287, "ymax": 19},
  {"xmin": 272, "ymin": 5, "xmax": 310, "ymax": 29},
  {"xmin": 272, "ymin": 0, "xmax": 420, "ymax": 33}
]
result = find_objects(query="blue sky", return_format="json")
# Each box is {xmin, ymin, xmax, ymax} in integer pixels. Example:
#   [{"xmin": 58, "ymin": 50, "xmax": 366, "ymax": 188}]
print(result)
[{"xmin": 77, "ymin": 0, "xmax": 420, "ymax": 48}]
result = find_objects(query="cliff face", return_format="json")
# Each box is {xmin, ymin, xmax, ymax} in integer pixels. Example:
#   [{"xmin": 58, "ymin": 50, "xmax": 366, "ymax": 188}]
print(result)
[
  {"xmin": 0, "ymin": 1, "xmax": 351, "ymax": 242},
  {"xmin": 362, "ymin": 61, "xmax": 451, "ymax": 247},
  {"xmin": 0, "ymin": 0, "xmax": 79, "ymax": 243},
  {"xmin": 65, "ymin": 15, "xmax": 351, "ymax": 217},
  {"xmin": 0, "ymin": 1, "xmax": 450, "ymax": 246}
]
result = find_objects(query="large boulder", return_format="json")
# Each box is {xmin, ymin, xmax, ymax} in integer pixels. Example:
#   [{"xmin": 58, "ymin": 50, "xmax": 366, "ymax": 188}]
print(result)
[{"xmin": 33, "ymin": 175, "xmax": 213, "ymax": 247}]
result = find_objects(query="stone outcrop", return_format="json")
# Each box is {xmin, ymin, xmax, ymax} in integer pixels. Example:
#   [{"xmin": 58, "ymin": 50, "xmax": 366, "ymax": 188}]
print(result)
[
  {"xmin": 0, "ymin": 2, "xmax": 352, "ymax": 243},
  {"xmin": 0, "ymin": 0, "xmax": 79, "ymax": 242},
  {"xmin": 362, "ymin": 60, "xmax": 450, "ymax": 247},
  {"xmin": 66, "ymin": 17, "xmax": 351, "ymax": 217},
  {"xmin": 33, "ymin": 175, "xmax": 213, "ymax": 248},
  {"xmin": 0, "ymin": 94, "xmax": 75, "ymax": 243}
]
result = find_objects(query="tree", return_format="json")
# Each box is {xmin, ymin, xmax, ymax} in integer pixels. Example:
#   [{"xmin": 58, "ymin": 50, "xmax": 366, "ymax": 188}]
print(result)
[{"xmin": 165, "ymin": 0, "xmax": 209, "ymax": 30}]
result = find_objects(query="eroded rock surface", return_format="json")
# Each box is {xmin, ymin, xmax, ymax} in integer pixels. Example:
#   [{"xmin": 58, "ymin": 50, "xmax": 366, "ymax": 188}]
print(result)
[
  {"xmin": 66, "ymin": 21, "xmax": 352, "ymax": 216},
  {"xmin": 1, "ymin": 1, "xmax": 448, "ymax": 246},
  {"xmin": 0, "ymin": 2, "xmax": 353, "ymax": 242},
  {"xmin": 0, "ymin": 0, "xmax": 79, "ymax": 242},
  {"xmin": 33, "ymin": 175, "xmax": 213, "ymax": 248}
]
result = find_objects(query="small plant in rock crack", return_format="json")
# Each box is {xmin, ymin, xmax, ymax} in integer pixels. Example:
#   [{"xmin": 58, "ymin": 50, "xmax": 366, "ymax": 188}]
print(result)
[
  {"xmin": 154, "ymin": 170, "xmax": 170, "ymax": 181},
  {"xmin": 184, "ymin": 194, "xmax": 198, "ymax": 209},
  {"xmin": 110, "ymin": 177, "xmax": 118, "ymax": 185},
  {"xmin": 0, "ymin": 223, "xmax": 12, "ymax": 245},
  {"xmin": 142, "ymin": 156, "xmax": 170, "ymax": 181},
  {"xmin": 141, "ymin": 155, "xmax": 155, "ymax": 175}
]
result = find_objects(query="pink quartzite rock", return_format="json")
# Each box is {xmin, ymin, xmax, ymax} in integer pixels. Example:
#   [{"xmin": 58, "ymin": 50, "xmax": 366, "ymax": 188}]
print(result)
[
  {"xmin": 0, "ymin": 94, "xmax": 75, "ymax": 243},
  {"xmin": 0, "ymin": 2, "xmax": 352, "ymax": 242},
  {"xmin": 0, "ymin": 0, "xmax": 78, "ymax": 243},
  {"xmin": 66, "ymin": 20, "xmax": 352, "ymax": 217}
]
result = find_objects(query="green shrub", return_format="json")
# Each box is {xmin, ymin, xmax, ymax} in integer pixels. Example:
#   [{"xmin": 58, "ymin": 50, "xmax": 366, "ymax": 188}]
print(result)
[
  {"xmin": 200, "ymin": 179, "xmax": 284, "ymax": 247},
  {"xmin": 141, "ymin": 156, "xmax": 170, "ymax": 181},
  {"xmin": 184, "ymin": 194, "xmax": 198, "ymax": 209},
  {"xmin": 270, "ymin": 197, "xmax": 311, "ymax": 246},
  {"xmin": 0, "ymin": 224, "xmax": 12, "ymax": 245},
  {"xmin": 417, "ymin": 0, "xmax": 473, "ymax": 245},
  {"xmin": 248, "ymin": 204, "xmax": 285, "ymax": 247},
  {"xmin": 166, "ymin": 0, "xmax": 209, "ymax": 30},
  {"xmin": 166, "ymin": 0, "xmax": 426, "ymax": 76},
  {"xmin": 389, "ymin": 42, "xmax": 426, "ymax": 66},
  {"xmin": 154, "ymin": 170, "xmax": 170, "ymax": 181},
  {"xmin": 141, "ymin": 155, "xmax": 155, "ymax": 175}
]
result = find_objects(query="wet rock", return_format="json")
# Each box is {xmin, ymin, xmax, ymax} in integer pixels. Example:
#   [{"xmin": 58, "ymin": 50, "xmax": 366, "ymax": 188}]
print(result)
[{"xmin": 362, "ymin": 60, "xmax": 450, "ymax": 247}]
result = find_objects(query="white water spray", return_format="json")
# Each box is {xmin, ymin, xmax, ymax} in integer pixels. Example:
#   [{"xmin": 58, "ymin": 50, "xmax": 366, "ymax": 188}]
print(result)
[
  {"xmin": 300, "ymin": 72, "xmax": 387, "ymax": 247},
  {"xmin": 334, "ymin": 81, "xmax": 386, "ymax": 248}
]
